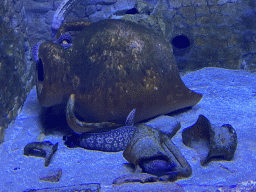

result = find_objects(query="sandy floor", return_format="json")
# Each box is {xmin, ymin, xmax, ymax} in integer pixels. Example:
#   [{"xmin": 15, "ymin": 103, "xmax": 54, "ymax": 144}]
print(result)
[{"xmin": 0, "ymin": 67, "xmax": 255, "ymax": 192}]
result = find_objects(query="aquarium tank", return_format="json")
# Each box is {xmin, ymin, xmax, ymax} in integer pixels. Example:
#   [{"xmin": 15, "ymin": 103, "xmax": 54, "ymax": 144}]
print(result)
[{"xmin": 0, "ymin": 0, "xmax": 255, "ymax": 191}]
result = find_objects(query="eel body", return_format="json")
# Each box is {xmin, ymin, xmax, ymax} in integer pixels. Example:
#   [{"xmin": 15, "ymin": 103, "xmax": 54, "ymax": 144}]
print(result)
[
  {"xmin": 64, "ymin": 126, "xmax": 136, "ymax": 152},
  {"xmin": 64, "ymin": 108, "xmax": 137, "ymax": 152},
  {"xmin": 51, "ymin": 0, "xmax": 78, "ymax": 37}
]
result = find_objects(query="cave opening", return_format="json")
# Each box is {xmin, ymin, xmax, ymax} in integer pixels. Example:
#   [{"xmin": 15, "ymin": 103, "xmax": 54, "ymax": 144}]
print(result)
[
  {"xmin": 171, "ymin": 35, "xmax": 190, "ymax": 49},
  {"xmin": 125, "ymin": 8, "xmax": 139, "ymax": 14}
]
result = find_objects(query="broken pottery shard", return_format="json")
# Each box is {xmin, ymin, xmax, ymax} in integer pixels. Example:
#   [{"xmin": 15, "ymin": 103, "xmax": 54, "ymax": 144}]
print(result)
[
  {"xmin": 24, "ymin": 183, "xmax": 100, "ymax": 192},
  {"xmin": 39, "ymin": 168, "xmax": 62, "ymax": 182},
  {"xmin": 182, "ymin": 115, "xmax": 238, "ymax": 166},
  {"xmin": 145, "ymin": 115, "xmax": 181, "ymax": 139},
  {"xmin": 112, "ymin": 173, "xmax": 159, "ymax": 185},
  {"xmin": 24, "ymin": 141, "xmax": 58, "ymax": 167},
  {"xmin": 141, "ymin": 159, "xmax": 177, "ymax": 177},
  {"xmin": 0, "ymin": 126, "xmax": 4, "ymax": 144},
  {"xmin": 123, "ymin": 123, "xmax": 192, "ymax": 181}
]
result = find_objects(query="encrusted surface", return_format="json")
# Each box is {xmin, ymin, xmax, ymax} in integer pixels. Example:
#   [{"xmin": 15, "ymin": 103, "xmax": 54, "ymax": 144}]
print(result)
[{"xmin": 0, "ymin": 0, "xmax": 34, "ymax": 137}]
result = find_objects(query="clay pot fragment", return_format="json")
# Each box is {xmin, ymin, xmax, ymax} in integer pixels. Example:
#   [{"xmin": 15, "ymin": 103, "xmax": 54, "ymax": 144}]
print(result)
[
  {"xmin": 182, "ymin": 115, "xmax": 237, "ymax": 166},
  {"xmin": 112, "ymin": 173, "xmax": 159, "ymax": 185},
  {"xmin": 122, "ymin": 116, "xmax": 192, "ymax": 182},
  {"xmin": 39, "ymin": 168, "xmax": 62, "ymax": 182},
  {"xmin": 24, "ymin": 141, "xmax": 58, "ymax": 167}
]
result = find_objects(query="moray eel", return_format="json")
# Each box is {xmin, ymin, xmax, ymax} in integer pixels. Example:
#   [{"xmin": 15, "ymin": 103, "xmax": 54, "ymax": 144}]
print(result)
[
  {"xmin": 24, "ymin": 141, "xmax": 58, "ymax": 167},
  {"xmin": 51, "ymin": 0, "xmax": 79, "ymax": 37},
  {"xmin": 64, "ymin": 109, "xmax": 136, "ymax": 152},
  {"xmin": 32, "ymin": 43, "xmax": 41, "ymax": 62},
  {"xmin": 64, "ymin": 125, "xmax": 136, "ymax": 152}
]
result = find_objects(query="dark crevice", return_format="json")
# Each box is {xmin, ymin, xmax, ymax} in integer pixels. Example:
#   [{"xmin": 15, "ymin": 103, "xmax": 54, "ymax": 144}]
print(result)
[
  {"xmin": 125, "ymin": 8, "xmax": 139, "ymax": 14},
  {"xmin": 37, "ymin": 58, "xmax": 44, "ymax": 82},
  {"xmin": 171, "ymin": 35, "xmax": 190, "ymax": 49}
]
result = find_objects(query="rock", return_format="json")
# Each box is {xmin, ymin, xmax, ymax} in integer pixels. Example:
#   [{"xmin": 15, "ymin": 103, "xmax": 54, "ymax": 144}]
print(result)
[
  {"xmin": 0, "ymin": 0, "xmax": 34, "ymax": 138},
  {"xmin": 220, "ymin": 180, "xmax": 256, "ymax": 191},
  {"xmin": 24, "ymin": 183, "xmax": 100, "ymax": 192}
]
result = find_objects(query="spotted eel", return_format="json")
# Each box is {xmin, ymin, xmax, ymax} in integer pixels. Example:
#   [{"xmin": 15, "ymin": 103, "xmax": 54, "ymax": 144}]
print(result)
[{"xmin": 63, "ymin": 109, "xmax": 137, "ymax": 152}]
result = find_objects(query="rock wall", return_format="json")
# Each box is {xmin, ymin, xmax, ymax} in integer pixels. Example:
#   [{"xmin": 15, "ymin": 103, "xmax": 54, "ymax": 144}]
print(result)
[
  {"xmin": 25, "ymin": 0, "xmax": 256, "ymax": 72},
  {"xmin": 164, "ymin": 0, "xmax": 256, "ymax": 72},
  {"xmin": 0, "ymin": 0, "xmax": 34, "ymax": 142}
]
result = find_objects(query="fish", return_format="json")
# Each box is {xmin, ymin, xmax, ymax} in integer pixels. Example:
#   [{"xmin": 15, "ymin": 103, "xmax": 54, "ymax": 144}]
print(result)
[
  {"xmin": 63, "ymin": 109, "xmax": 137, "ymax": 152},
  {"xmin": 51, "ymin": 0, "xmax": 79, "ymax": 37}
]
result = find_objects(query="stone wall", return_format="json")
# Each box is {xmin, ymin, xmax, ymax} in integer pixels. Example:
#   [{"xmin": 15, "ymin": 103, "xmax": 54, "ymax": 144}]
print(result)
[
  {"xmin": 118, "ymin": 0, "xmax": 256, "ymax": 72},
  {"xmin": 164, "ymin": 0, "xmax": 256, "ymax": 72},
  {"xmin": 25, "ymin": 0, "xmax": 256, "ymax": 73},
  {"xmin": 24, "ymin": 0, "xmax": 137, "ymax": 45}
]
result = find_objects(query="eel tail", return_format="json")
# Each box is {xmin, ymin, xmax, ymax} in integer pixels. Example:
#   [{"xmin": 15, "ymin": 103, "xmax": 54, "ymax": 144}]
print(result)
[{"xmin": 51, "ymin": 0, "xmax": 78, "ymax": 38}]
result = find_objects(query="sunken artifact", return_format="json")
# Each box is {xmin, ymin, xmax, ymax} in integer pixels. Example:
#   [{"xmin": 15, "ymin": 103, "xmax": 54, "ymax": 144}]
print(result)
[
  {"xmin": 24, "ymin": 141, "xmax": 58, "ymax": 167},
  {"xmin": 123, "ymin": 116, "xmax": 192, "ymax": 181},
  {"xmin": 182, "ymin": 115, "xmax": 237, "ymax": 166},
  {"xmin": 34, "ymin": 19, "xmax": 202, "ymax": 134}
]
